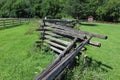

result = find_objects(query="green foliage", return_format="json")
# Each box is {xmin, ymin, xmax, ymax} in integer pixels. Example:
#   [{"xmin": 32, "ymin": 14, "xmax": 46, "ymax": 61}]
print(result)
[
  {"xmin": 63, "ymin": 0, "xmax": 102, "ymax": 19},
  {"xmin": 96, "ymin": 0, "xmax": 120, "ymax": 21},
  {"xmin": 40, "ymin": 0, "xmax": 63, "ymax": 18},
  {"xmin": 0, "ymin": 0, "xmax": 120, "ymax": 21}
]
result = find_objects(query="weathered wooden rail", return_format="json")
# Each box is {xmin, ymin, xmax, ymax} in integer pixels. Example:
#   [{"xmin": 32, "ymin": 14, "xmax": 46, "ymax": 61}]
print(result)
[
  {"xmin": 43, "ymin": 19, "xmax": 77, "ymax": 27},
  {"xmin": 0, "ymin": 18, "xmax": 29, "ymax": 28},
  {"xmin": 35, "ymin": 19, "xmax": 107, "ymax": 80}
]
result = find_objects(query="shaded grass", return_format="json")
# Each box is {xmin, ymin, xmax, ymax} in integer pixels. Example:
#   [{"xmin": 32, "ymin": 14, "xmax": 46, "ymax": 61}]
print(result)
[{"xmin": 0, "ymin": 20, "xmax": 55, "ymax": 80}]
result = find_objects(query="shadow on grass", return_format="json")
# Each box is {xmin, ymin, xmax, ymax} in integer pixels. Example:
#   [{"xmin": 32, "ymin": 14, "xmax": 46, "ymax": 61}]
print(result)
[
  {"xmin": 0, "ymin": 24, "xmax": 22, "ymax": 30},
  {"xmin": 61, "ymin": 54, "xmax": 113, "ymax": 80},
  {"xmin": 0, "ymin": 23, "xmax": 29, "ymax": 31},
  {"xmin": 84, "ymin": 57, "xmax": 113, "ymax": 70},
  {"xmin": 80, "ymin": 22, "xmax": 98, "ymax": 26}
]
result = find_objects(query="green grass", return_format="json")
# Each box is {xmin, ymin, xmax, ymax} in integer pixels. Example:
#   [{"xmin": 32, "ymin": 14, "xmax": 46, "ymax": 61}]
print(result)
[
  {"xmin": 0, "ymin": 20, "xmax": 55, "ymax": 80},
  {"xmin": 69, "ymin": 22, "xmax": 120, "ymax": 80},
  {"xmin": 0, "ymin": 21, "xmax": 120, "ymax": 80}
]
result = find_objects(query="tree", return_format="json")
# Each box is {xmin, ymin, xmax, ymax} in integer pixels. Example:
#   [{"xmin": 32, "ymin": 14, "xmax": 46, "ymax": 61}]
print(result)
[
  {"xmin": 0, "ymin": 0, "xmax": 119, "ymax": 22},
  {"xmin": 96, "ymin": 0, "xmax": 120, "ymax": 21},
  {"xmin": 64, "ymin": 0, "xmax": 99, "ymax": 19},
  {"xmin": 40, "ymin": 0, "xmax": 63, "ymax": 18}
]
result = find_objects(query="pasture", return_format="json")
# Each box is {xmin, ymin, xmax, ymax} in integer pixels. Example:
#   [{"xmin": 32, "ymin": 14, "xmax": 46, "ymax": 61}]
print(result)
[
  {"xmin": 0, "ymin": 20, "xmax": 120, "ymax": 80},
  {"xmin": 0, "ymin": 20, "xmax": 55, "ymax": 80},
  {"xmin": 76, "ymin": 22, "xmax": 120, "ymax": 80}
]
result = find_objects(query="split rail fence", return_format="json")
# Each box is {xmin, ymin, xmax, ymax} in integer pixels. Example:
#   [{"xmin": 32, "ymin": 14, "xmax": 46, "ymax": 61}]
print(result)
[
  {"xmin": 0, "ymin": 18, "xmax": 29, "ymax": 28},
  {"xmin": 35, "ymin": 19, "xmax": 107, "ymax": 80}
]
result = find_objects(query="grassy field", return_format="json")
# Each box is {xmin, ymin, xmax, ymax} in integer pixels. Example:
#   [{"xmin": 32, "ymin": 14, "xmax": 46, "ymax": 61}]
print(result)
[
  {"xmin": 0, "ymin": 20, "xmax": 120, "ymax": 80},
  {"xmin": 70, "ymin": 22, "xmax": 120, "ymax": 80},
  {"xmin": 0, "ymin": 20, "xmax": 55, "ymax": 80}
]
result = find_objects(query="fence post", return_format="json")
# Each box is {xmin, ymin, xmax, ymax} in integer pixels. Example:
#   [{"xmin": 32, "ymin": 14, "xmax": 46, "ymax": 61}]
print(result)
[
  {"xmin": 3, "ymin": 19, "xmax": 5, "ymax": 27},
  {"xmin": 19, "ymin": 18, "xmax": 22, "ymax": 25},
  {"xmin": 12, "ymin": 19, "xmax": 14, "ymax": 26}
]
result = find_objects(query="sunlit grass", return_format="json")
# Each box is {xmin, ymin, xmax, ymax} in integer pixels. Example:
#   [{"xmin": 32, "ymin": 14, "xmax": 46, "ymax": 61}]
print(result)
[
  {"xmin": 0, "ymin": 21, "xmax": 120, "ymax": 80},
  {"xmin": 68, "ymin": 22, "xmax": 120, "ymax": 80},
  {"xmin": 0, "ymin": 20, "xmax": 55, "ymax": 80}
]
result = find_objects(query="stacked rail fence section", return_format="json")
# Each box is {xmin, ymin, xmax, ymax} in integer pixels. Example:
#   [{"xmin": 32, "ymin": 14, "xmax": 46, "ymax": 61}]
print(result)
[{"xmin": 35, "ymin": 19, "xmax": 108, "ymax": 80}]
